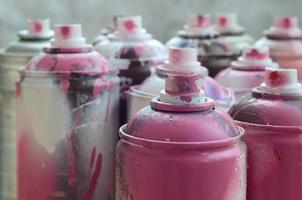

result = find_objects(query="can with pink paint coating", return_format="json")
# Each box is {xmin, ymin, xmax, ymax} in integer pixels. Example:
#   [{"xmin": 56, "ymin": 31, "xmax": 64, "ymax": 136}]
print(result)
[
  {"xmin": 229, "ymin": 68, "xmax": 302, "ymax": 200},
  {"xmin": 95, "ymin": 16, "xmax": 167, "ymax": 124},
  {"xmin": 166, "ymin": 14, "xmax": 239, "ymax": 77},
  {"xmin": 116, "ymin": 48, "xmax": 246, "ymax": 200},
  {"xmin": 215, "ymin": 46, "xmax": 279, "ymax": 102},
  {"xmin": 0, "ymin": 19, "xmax": 53, "ymax": 200},
  {"xmin": 215, "ymin": 13, "xmax": 254, "ymax": 51},
  {"xmin": 16, "ymin": 24, "xmax": 119, "ymax": 200},
  {"xmin": 256, "ymin": 16, "xmax": 302, "ymax": 80}
]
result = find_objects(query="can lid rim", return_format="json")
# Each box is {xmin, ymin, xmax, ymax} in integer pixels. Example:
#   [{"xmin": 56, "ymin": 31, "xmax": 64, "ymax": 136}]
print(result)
[{"xmin": 119, "ymin": 125, "xmax": 245, "ymax": 150}]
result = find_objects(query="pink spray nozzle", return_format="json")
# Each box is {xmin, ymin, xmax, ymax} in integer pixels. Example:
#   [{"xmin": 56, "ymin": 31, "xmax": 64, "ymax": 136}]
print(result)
[
  {"xmin": 160, "ymin": 48, "xmax": 205, "ymax": 104},
  {"xmin": 27, "ymin": 19, "xmax": 51, "ymax": 36},
  {"xmin": 117, "ymin": 16, "xmax": 143, "ymax": 37},
  {"xmin": 18, "ymin": 19, "xmax": 54, "ymax": 39},
  {"xmin": 51, "ymin": 24, "xmax": 88, "ymax": 48},
  {"xmin": 165, "ymin": 48, "xmax": 203, "ymax": 73}
]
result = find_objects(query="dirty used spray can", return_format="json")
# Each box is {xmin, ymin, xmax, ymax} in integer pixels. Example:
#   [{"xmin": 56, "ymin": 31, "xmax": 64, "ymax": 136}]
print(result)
[
  {"xmin": 256, "ymin": 16, "xmax": 302, "ymax": 79},
  {"xmin": 95, "ymin": 16, "xmax": 167, "ymax": 124},
  {"xmin": 116, "ymin": 48, "xmax": 246, "ymax": 200},
  {"xmin": 215, "ymin": 13, "xmax": 254, "ymax": 51},
  {"xmin": 127, "ymin": 48, "xmax": 234, "ymax": 119},
  {"xmin": 229, "ymin": 68, "xmax": 302, "ymax": 200},
  {"xmin": 215, "ymin": 46, "xmax": 279, "ymax": 102},
  {"xmin": 16, "ymin": 24, "xmax": 119, "ymax": 200},
  {"xmin": 166, "ymin": 14, "xmax": 239, "ymax": 77},
  {"xmin": 0, "ymin": 19, "xmax": 53, "ymax": 200}
]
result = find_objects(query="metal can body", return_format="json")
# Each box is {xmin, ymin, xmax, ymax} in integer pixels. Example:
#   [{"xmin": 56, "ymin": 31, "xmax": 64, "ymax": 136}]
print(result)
[
  {"xmin": 0, "ymin": 53, "xmax": 32, "ymax": 199},
  {"xmin": 16, "ymin": 48, "xmax": 119, "ymax": 200},
  {"xmin": 116, "ymin": 104, "xmax": 246, "ymax": 200},
  {"xmin": 0, "ymin": 43, "xmax": 52, "ymax": 199},
  {"xmin": 117, "ymin": 129, "xmax": 246, "ymax": 200},
  {"xmin": 229, "ymin": 68, "xmax": 302, "ymax": 200},
  {"xmin": 119, "ymin": 47, "xmax": 246, "ymax": 200},
  {"xmin": 239, "ymin": 123, "xmax": 302, "ymax": 200}
]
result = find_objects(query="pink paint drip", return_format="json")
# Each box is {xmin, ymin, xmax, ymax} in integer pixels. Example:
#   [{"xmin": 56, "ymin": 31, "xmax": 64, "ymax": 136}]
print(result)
[
  {"xmin": 84, "ymin": 153, "xmax": 102, "ymax": 200},
  {"xmin": 18, "ymin": 133, "xmax": 57, "ymax": 200},
  {"xmin": 60, "ymin": 78, "xmax": 70, "ymax": 93},
  {"xmin": 90, "ymin": 147, "xmax": 96, "ymax": 169}
]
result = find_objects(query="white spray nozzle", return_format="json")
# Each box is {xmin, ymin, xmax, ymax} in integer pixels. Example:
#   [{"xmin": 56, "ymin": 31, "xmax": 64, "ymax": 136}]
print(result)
[{"xmin": 51, "ymin": 24, "xmax": 87, "ymax": 48}]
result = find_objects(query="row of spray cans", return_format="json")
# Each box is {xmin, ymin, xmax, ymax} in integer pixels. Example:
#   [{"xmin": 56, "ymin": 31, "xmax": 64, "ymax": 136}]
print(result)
[{"xmin": 0, "ymin": 12, "xmax": 301, "ymax": 200}]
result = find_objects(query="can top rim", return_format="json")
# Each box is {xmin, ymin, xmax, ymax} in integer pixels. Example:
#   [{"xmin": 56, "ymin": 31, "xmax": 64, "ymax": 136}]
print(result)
[
  {"xmin": 119, "ymin": 125, "xmax": 244, "ymax": 150},
  {"xmin": 235, "ymin": 120, "xmax": 302, "ymax": 134}
]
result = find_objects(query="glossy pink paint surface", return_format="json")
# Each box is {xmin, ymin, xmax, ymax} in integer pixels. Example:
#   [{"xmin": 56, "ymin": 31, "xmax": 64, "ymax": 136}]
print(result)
[
  {"xmin": 229, "ymin": 82, "xmax": 302, "ymax": 200},
  {"xmin": 117, "ymin": 102, "xmax": 246, "ymax": 200}
]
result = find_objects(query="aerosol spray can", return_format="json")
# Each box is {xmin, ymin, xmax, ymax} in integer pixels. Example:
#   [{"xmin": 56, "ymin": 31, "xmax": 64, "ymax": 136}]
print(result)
[
  {"xmin": 116, "ymin": 48, "xmax": 246, "ymax": 200},
  {"xmin": 95, "ymin": 16, "xmax": 167, "ymax": 124},
  {"xmin": 16, "ymin": 24, "xmax": 119, "ymax": 200},
  {"xmin": 256, "ymin": 16, "xmax": 302, "ymax": 79},
  {"xmin": 0, "ymin": 19, "xmax": 53, "ymax": 200},
  {"xmin": 166, "ymin": 14, "xmax": 239, "ymax": 77},
  {"xmin": 229, "ymin": 68, "xmax": 302, "ymax": 200},
  {"xmin": 215, "ymin": 46, "xmax": 278, "ymax": 102},
  {"xmin": 216, "ymin": 13, "xmax": 254, "ymax": 51},
  {"xmin": 127, "ymin": 49, "xmax": 234, "ymax": 119}
]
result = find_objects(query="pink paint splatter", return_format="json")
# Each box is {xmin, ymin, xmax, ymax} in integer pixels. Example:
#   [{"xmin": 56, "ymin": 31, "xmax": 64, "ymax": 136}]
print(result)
[
  {"xmin": 84, "ymin": 153, "xmax": 102, "ymax": 200},
  {"xmin": 34, "ymin": 21, "xmax": 43, "ymax": 33},
  {"xmin": 134, "ymin": 45, "xmax": 144, "ymax": 55},
  {"xmin": 245, "ymin": 49, "xmax": 268, "ymax": 60},
  {"xmin": 124, "ymin": 20, "xmax": 136, "ymax": 32},
  {"xmin": 267, "ymin": 71, "xmax": 288, "ymax": 87},
  {"xmin": 61, "ymin": 26, "xmax": 71, "ymax": 39},
  {"xmin": 282, "ymin": 17, "xmax": 294, "ymax": 29},
  {"xmin": 180, "ymin": 96, "xmax": 192, "ymax": 103},
  {"xmin": 171, "ymin": 49, "xmax": 182, "ymax": 64},
  {"xmin": 219, "ymin": 16, "xmax": 228, "ymax": 28},
  {"xmin": 197, "ymin": 15, "xmax": 210, "ymax": 27}
]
